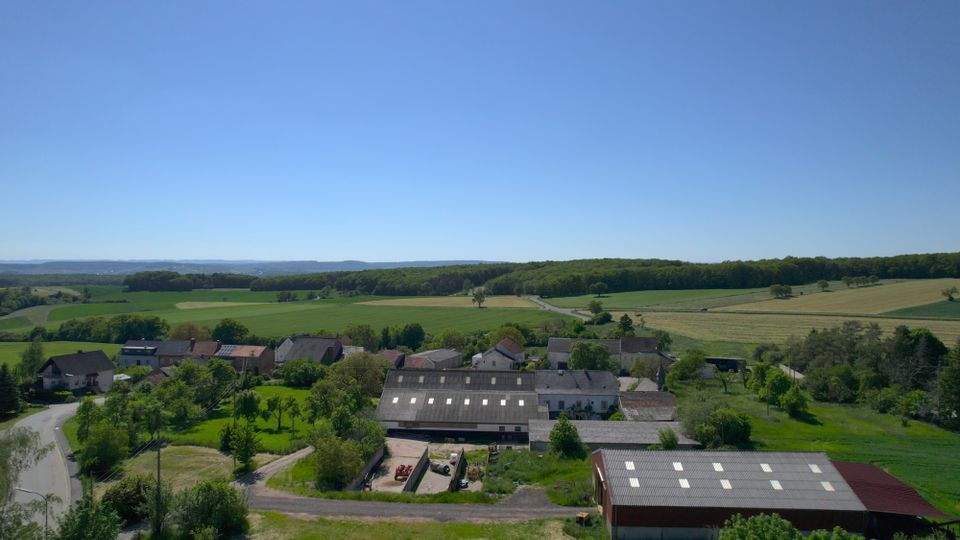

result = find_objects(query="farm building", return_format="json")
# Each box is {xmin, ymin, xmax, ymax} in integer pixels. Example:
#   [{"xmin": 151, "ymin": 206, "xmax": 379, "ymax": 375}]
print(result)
[
  {"xmin": 704, "ymin": 356, "xmax": 746, "ymax": 372},
  {"xmin": 38, "ymin": 350, "xmax": 114, "ymax": 393},
  {"xmin": 547, "ymin": 337, "xmax": 673, "ymax": 373},
  {"xmin": 535, "ymin": 370, "xmax": 619, "ymax": 419},
  {"xmin": 401, "ymin": 349, "xmax": 462, "ymax": 370},
  {"xmin": 215, "ymin": 344, "xmax": 275, "ymax": 375},
  {"xmin": 376, "ymin": 349, "xmax": 406, "ymax": 368},
  {"xmin": 374, "ymin": 369, "xmax": 546, "ymax": 439},
  {"xmin": 117, "ymin": 339, "xmax": 194, "ymax": 369},
  {"xmin": 275, "ymin": 335, "xmax": 343, "ymax": 367},
  {"xmin": 184, "ymin": 340, "xmax": 222, "ymax": 362},
  {"xmin": 528, "ymin": 420, "xmax": 695, "ymax": 451},
  {"xmin": 472, "ymin": 338, "xmax": 526, "ymax": 371},
  {"xmin": 592, "ymin": 449, "xmax": 949, "ymax": 540},
  {"xmin": 618, "ymin": 391, "xmax": 677, "ymax": 421}
]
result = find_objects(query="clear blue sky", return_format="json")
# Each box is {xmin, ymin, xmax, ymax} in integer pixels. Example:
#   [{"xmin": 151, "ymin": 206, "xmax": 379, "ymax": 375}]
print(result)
[{"xmin": 1, "ymin": 1, "xmax": 958, "ymax": 262}]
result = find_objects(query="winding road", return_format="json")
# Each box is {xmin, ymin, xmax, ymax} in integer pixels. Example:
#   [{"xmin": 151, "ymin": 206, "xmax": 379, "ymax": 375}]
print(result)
[{"xmin": 528, "ymin": 296, "xmax": 590, "ymax": 322}]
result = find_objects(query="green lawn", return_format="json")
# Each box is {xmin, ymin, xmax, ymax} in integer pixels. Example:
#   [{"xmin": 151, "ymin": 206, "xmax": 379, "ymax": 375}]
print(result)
[
  {"xmin": 250, "ymin": 512, "xmax": 569, "ymax": 540},
  {"xmin": 0, "ymin": 341, "xmax": 121, "ymax": 367},
  {"xmin": 886, "ymin": 300, "xmax": 960, "ymax": 319},
  {"xmin": 169, "ymin": 386, "xmax": 311, "ymax": 454},
  {"xmin": 546, "ymin": 288, "xmax": 765, "ymax": 309},
  {"xmin": 0, "ymin": 317, "xmax": 31, "ymax": 330},
  {"xmin": 672, "ymin": 380, "xmax": 960, "ymax": 517}
]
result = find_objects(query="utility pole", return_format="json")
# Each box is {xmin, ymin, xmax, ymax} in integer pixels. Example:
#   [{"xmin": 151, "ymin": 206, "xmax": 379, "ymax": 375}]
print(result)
[{"xmin": 15, "ymin": 487, "xmax": 59, "ymax": 538}]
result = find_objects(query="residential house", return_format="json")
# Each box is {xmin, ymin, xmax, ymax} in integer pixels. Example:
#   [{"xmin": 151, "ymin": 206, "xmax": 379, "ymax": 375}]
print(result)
[
  {"xmin": 401, "ymin": 349, "xmax": 462, "ymax": 370},
  {"xmin": 38, "ymin": 351, "xmax": 114, "ymax": 393},
  {"xmin": 275, "ymin": 335, "xmax": 343, "ymax": 367},
  {"xmin": 117, "ymin": 339, "xmax": 194, "ymax": 369},
  {"xmin": 215, "ymin": 344, "xmax": 275, "ymax": 375},
  {"xmin": 535, "ymin": 370, "xmax": 619, "ymax": 419},
  {"xmin": 472, "ymin": 338, "xmax": 526, "ymax": 371}
]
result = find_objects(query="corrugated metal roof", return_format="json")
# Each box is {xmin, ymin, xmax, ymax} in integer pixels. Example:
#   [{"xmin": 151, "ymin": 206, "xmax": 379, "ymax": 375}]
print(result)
[
  {"xmin": 832, "ymin": 461, "xmax": 950, "ymax": 518},
  {"xmin": 535, "ymin": 370, "xmax": 619, "ymax": 395},
  {"xmin": 384, "ymin": 369, "xmax": 535, "ymax": 391},
  {"xmin": 529, "ymin": 420, "xmax": 695, "ymax": 446},
  {"xmin": 375, "ymin": 389, "xmax": 545, "ymax": 425},
  {"xmin": 598, "ymin": 449, "xmax": 865, "ymax": 512}
]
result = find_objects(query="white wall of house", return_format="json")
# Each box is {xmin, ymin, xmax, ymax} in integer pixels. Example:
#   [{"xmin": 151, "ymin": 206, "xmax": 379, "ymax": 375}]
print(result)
[
  {"xmin": 41, "ymin": 367, "xmax": 113, "ymax": 393},
  {"xmin": 537, "ymin": 393, "xmax": 618, "ymax": 416},
  {"xmin": 117, "ymin": 353, "xmax": 159, "ymax": 369}
]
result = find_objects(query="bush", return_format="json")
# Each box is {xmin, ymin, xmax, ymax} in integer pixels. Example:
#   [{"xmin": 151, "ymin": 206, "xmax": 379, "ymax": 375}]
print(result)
[
  {"xmin": 101, "ymin": 475, "xmax": 153, "ymax": 525},
  {"xmin": 549, "ymin": 415, "xmax": 587, "ymax": 459},
  {"xmin": 79, "ymin": 421, "xmax": 128, "ymax": 474},
  {"xmin": 780, "ymin": 385, "xmax": 809, "ymax": 418},
  {"xmin": 694, "ymin": 408, "xmax": 751, "ymax": 449},
  {"xmin": 276, "ymin": 359, "xmax": 327, "ymax": 388},
  {"xmin": 546, "ymin": 479, "xmax": 594, "ymax": 507},
  {"xmin": 866, "ymin": 386, "xmax": 901, "ymax": 414},
  {"xmin": 658, "ymin": 427, "xmax": 679, "ymax": 449},
  {"xmin": 172, "ymin": 480, "xmax": 248, "ymax": 540}
]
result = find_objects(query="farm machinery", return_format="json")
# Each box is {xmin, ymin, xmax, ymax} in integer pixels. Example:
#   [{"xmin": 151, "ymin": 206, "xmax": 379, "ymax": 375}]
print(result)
[{"xmin": 394, "ymin": 464, "xmax": 413, "ymax": 482}]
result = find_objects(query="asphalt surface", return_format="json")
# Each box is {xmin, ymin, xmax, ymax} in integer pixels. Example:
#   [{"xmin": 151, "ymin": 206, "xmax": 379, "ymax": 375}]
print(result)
[
  {"xmin": 10, "ymin": 402, "xmax": 83, "ymax": 528},
  {"xmin": 528, "ymin": 296, "xmax": 590, "ymax": 321}
]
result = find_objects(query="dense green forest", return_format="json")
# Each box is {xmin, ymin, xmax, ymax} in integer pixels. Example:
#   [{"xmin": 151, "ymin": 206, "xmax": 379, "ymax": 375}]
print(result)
[{"xmin": 122, "ymin": 271, "xmax": 255, "ymax": 291}]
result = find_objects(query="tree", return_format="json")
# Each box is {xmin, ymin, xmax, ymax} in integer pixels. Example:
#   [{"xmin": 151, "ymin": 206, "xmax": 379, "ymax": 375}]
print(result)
[
  {"xmin": 549, "ymin": 415, "xmax": 586, "ymax": 459},
  {"xmin": 719, "ymin": 513, "xmax": 803, "ymax": 540},
  {"xmin": 817, "ymin": 280, "xmax": 830, "ymax": 292},
  {"xmin": 233, "ymin": 390, "xmax": 262, "ymax": 423},
  {"xmin": 430, "ymin": 328, "xmax": 467, "ymax": 350},
  {"xmin": 488, "ymin": 325, "xmax": 527, "ymax": 348},
  {"xmin": 212, "ymin": 318, "xmax": 249, "ymax": 344},
  {"xmin": 330, "ymin": 406, "xmax": 354, "ymax": 438},
  {"xmin": 780, "ymin": 385, "xmax": 809, "ymax": 418},
  {"xmin": 333, "ymin": 352, "xmax": 392, "ymax": 398},
  {"xmin": 0, "ymin": 363, "xmax": 22, "ymax": 416},
  {"xmin": 277, "ymin": 358, "xmax": 327, "ymax": 387},
  {"xmin": 472, "ymin": 287, "xmax": 487, "ymax": 308},
  {"xmin": 79, "ymin": 421, "xmax": 128, "ymax": 474},
  {"xmin": 591, "ymin": 311, "xmax": 613, "ymax": 325},
  {"xmin": 262, "ymin": 395, "xmax": 289, "ymax": 432},
  {"xmin": 101, "ymin": 474, "xmax": 153, "ymax": 526},
  {"xmin": 55, "ymin": 491, "xmax": 122, "ymax": 540},
  {"xmin": 1, "ymin": 426, "xmax": 51, "ymax": 539},
  {"xmin": 936, "ymin": 348, "xmax": 960, "ymax": 429},
  {"xmin": 568, "ymin": 342, "xmax": 618, "ymax": 373},
  {"xmin": 168, "ymin": 322, "xmax": 212, "ymax": 341},
  {"xmin": 761, "ymin": 369, "xmax": 793, "ymax": 407},
  {"xmin": 305, "ymin": 379, "xmax": 342, "ymax": 422},
  {"xmin": 616, "ymin": 314, "xmax": 635, "ymax": 336},
  {"xmin": 344, "ymin": 323, "xmax": 380, "ymax": 352},
  {"xmin": 589, "ymin": 282, "xmax": 608, "ymax": 297},
  {"xmin": 75, "ymin": 398, "xmax": 101, "ymax": 443},
  {"xmin": 172, "ymin": 480, "xmax": 248, "ymax": 539},
  {"xmin": 770, "ymin": 284, "xmax": 793, "ymax": 298},
  {"xmin": 287, "ymin": 399, "xmax": 302, "ymax": 434},
  {"xmin": 943, "ymin": 286, "xmax": 959, "ymax": 302},
  {"xmin": 667, "ymin": 349, "xmax": 706, "ymax": 387},
  {"xmin": 17, "ymin": 338, "xmax": 45, "ymax": 382},
  {"xmin": 658, "ymin": 427, "xmax": 679, "ymax": 449},
  {"xmin": 229, "ymin": 421, "xmax": 261, "ymax": 468},
  {"xmin": 587, "ymin": 300, "xmax": 604, "ymax": 315},
  {"xmin": 651, "ymin": 329, "xmax": 672, "ymax": 351},
  {"xmin": 399, "ymin": 323, "xmax": 426, "ymax": 350},
  {"xmin": 694, "ymin": 408, "xmax": 752, "ymax": 448},
  {"xmin": 309, "ymin": 425, "xmax": 365, "ymax": 490}
]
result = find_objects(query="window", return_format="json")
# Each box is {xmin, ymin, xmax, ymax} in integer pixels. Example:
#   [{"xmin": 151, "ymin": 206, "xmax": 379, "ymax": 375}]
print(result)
[
  {"xmin": 760, "ymin": 463, "xmax": 772, "ymax": 473},
  {"xmin": 809, "ymin": 464, "xmax": 822, "ymax": 474},
  {"xmin": 624, "ymin": 461, "xmax": 635, "ymax": 471},
  {"xmin": 601, "ymin": 400, "xmax": 608, "ymax": 409},
  {"xmin": 428, "ymin": 398, "xmax": 434, "ymax": 404},
  {"xmin": 514, "ymin": 426, "xmax": 521, "ymax": 432},
  {"xmin": 770, "ymin": 480, "xmax": 783, "ymax": 490},
  {"xmin": 517, "ymin": 377, "xmax": 522, "ymax": 385},
  {"xmin": 720, "ymin": 479, "xmax": 732, "ymax": 490},
  {"xmin": 576, "ymin": 400, "xmax": 582, "ymax": 408},
  {"xmin": 418, "ymin": 375, "xmax": 424, "ymax": 383},
  {"xmin": 397, "ymin": 375, "xmax": 403, "ymax": 383},
  {"xmin": 678, "ymin": 479, "xmax": 690, "ymax": 489},
  {"xmin": 391, "ymin": 397, "xmax": 399, "ymax": 404},
  {"xmin": 518, "ymin": 399, "xmax": 525, "ymax": 406},
  {"xmin": 410, "ymin": 397, "xmax": 417, "ymax": 404},
  {"xmin": 499, "ymin": 426, "xmax": 505, "ymax": 432},
  {"xmin": 629, "ymin": 478, "xmax": 640, "ymax": 488},
  {"xmin": 558, "ymin": 400, "xmax": 565, "ymax": 409},
  {"xmin": 713, "ymin": 463, "xmax": 724, "ymax": 472},
  {"xmin": 673, "ymin": 462, "xmax": 683, "ymax": 472},
  {"xmin": 482, "ymin": 399, "xmax": 488, "ymax": 406},
  {"xmin": 464, "ymin": 398, "xmax": 470, "ymax": 405},
  {"xmin": 445, "ymin": 398, "xmax": 452, "ymax": 405},
  {"xmin": 821, "ymin": 481, "xmax": 835, "ymax": 492},
  {"xmin": 491, "ymin": 377, "xmax": 496, "ymax": 385},
  {"xmin": 500, "ymin": 399, "xmax": 506, "ymax": 406}
]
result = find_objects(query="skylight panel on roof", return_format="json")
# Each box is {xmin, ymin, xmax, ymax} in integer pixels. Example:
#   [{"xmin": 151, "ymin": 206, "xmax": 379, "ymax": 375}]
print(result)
[
  {"xmin": 391, "ymin": 397, "xmax": 398, "ymax": 404},
  {"xmin": 518, "ymin": 399, "xmax": 524, "ymax": 406},
  {"xmin": 397, "ymin": 375, "xmax": 403, "ymax": 383},
  {"xmin": 720, "ymin": 479, "xmax": 732, "ymax": 490},
  {"xmin": 517, "ymin": 377, "xmax": 522, "ymax": 385},
  {"xmin": 761, "ymin": 463, "xmax": 772, "ymax": 473},
  {"xmin": 629, "ymin": 478, "xmax": 640, "ymax": 488},
  {"xmin": 678, "ymin": 479, "xmax": 690, "ymax": 489},
  {"xmin": 770, "ymin": 480, "xmax": 783, "ymax": 490},
  {"xmin": 464, "ymin": 398, "xmax": 470, "ymax": 405},
  {"xmin": 500, "ymin": 399, "xmax": 506, "ymax": 406},
  {"xmin": 445, "ymin": 398, "xmax": 452, "ymax": 405},
  {"xmin": 673, "ymin": 462, "xmax": 683, "ymax": 472},
  {"xmin": 713, "ymin": 463, "xmax": 724, "ymax": 472},
  {"xmin": 491, "ymin": 377, "xmax": 496, "ymax": 385},
  {"xmin": 418, "ymin": 375, "xmax": 424, "ymax": 383},
  {"xmin": 821, "ymin": 481, "xmax": 835, "ymax": 492},
  {"xmin": 410, "ymin": 397, "xmax": 416, "ymax": 404},
  {"xmin": 625, "ymin": 461, "xmax": 635, "ymax": 471},
  {"xmin": 428, "ymin": 398, "xmax": 434, "ymax": 404},
  {"xmin": 482, "ymin": 399, "xmax": 488, "ymax": 406},
  {"xmin": 809, "ymin": 464, "xmax": 822, "ymax": 474}
]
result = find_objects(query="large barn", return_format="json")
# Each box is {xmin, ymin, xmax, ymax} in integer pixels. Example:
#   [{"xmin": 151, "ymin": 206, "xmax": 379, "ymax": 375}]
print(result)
[
  {"xmin": 592, "ymin": 449, "xmax": 949, "ymax": 540},
  {"xmin": 374, "ymin": 369, "xmax": 546, "ymax": 439}
]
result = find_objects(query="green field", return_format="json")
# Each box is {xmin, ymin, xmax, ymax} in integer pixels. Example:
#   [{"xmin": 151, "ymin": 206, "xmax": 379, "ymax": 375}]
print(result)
[
  {"xmin": 0, "ymin": 341, "xmax": 121, "ymax": 367},
  {"xmin": 672, "ymin": 380, "xmax": 960, "ymax": 517},
  {"xmin": 887, "ymin": 300, "xmax": 960, "ymax": 319},
  {"xmin": 545, "ymin": 288, "xmax": 766, "ymax": 309},
  {"xmin": 169, "ymin": 385, "xmax": 311, "ymax": 454}
]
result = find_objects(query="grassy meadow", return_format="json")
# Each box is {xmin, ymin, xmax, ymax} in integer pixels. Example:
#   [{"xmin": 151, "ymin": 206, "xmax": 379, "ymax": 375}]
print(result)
[
  {"xmin": 0, "ymin": 341, "xmax": 121, "ymax": 367},
  {"xmin": 887, "ymin": 300, "xmax": 960, "ymax": 319},
  {"xmin": 672, "ymin": 380, "xmax": 960, "ymax": 517},
  {"xmin": 546, "ymin": 287, "xmax": 767, "ymax": 309}
]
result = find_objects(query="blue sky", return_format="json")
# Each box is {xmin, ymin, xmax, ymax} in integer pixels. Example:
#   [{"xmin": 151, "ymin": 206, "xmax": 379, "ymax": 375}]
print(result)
[{"xmin": 1, "ymin": 1, "xmax": 958, "ymax": 262}]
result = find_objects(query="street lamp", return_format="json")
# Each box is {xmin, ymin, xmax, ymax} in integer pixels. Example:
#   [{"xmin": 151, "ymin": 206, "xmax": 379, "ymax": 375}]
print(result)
[{"xmin": 15, "ymin": 486, "xmax": 60, "ymax": 537}]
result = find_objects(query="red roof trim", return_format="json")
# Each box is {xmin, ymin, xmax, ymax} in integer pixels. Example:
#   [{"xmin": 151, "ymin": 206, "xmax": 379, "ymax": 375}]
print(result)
[{"xmin": 832, "ymin": 461, "xmax": 950, "ymax": 519}]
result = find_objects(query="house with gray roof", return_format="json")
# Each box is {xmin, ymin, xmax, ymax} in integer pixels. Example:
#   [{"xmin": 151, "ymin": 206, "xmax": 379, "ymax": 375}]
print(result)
[
  {"xmin": 529, "ymin": 420, "xmax": 695, "ymax": 451},
  {"xmin": 117, "ymin": 339, "xmax": 195, "ymax": 369},
  {"xmin": 275, "ymin": 335, "xmax": 343, "ymax": 367},
  {"xmin": 401, "ymin": 348, "xmax": 461, "ymax": 370},
  {"xmin": 38, "ymin": 350, "xmax": 114, "ymax": 393},
  {"xmin": 535, "ymin": 370, "xmax": 620, "ymax": 419},
  {"xmin": 472, "ymin": 338, "xmax": 526, "ymax": 371},
  {"xmin": 547, "ymin": 337, "xmax": 673, "ymax": 373}
]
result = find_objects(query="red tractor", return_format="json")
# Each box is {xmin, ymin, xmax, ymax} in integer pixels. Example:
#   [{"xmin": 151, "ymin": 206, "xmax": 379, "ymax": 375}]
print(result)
[{"xmin": 395, "ymin": 464, "xmax": 413, "ymax": 482}]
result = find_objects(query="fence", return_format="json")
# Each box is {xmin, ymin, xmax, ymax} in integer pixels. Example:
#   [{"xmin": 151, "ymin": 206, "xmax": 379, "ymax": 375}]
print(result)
[
  {"xmin": 403, "ymin": 448, "xmax": 430, "ymax": 493},
  {"xmin": 346, "ymin": 444, "xmax": 386, "ymax": 491}
]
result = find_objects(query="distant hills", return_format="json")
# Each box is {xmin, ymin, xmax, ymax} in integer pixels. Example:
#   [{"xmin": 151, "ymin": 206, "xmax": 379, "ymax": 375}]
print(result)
[{"xmin": 0, "ymin": 260, "xmax": 499, "ymax": 276}]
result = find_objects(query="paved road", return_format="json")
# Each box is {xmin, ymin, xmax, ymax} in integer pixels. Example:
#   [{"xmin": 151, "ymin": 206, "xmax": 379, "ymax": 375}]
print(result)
[
  {"xmin": 240, "ymin": 446, "xmax": 579, "ymax": 520},
  {"xmin": 10, "ymin": 402, "xmax": 83, "ymax": 528},
  {"xmin": 528, "ymin": 296, "xmax": 590, "ymax": 321}
]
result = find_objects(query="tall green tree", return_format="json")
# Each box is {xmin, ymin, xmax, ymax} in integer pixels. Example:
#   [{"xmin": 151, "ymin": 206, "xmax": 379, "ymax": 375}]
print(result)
[
  {"xmin": 229, "ymin": 422, "xmax": 261, "ymax": 468},
  {"xmin": 261, "ymin": 395, "xmax": 288, "ymax": 432},
  {"xmin": 55, "ymin": 491, "xmax": 121, "ymax": 540},
  {"xmin": 305, "ymin": 379, "xmax": 342, "ymax": 422},
  {"xmin": 212, "ymin": 318, "xmax": 249, "ymax": 343},
  {"xmin": 568, "ymin": 342, "xmax": 618, "ymax": 373},
  {"xmin": 616, "ymin": 314, "xmax": 635, "ymax": 336},
  {"xmin": 472, "ymin": 287, "xmax": 487, "ymax": 308},
  {"xmin": 17, "ymin": 338, "xmax": 45, "ymax": 382},
  {"xmin": 587, "ymin": 300, "xmax": 604, "ymax": 315},
  {"xmin": 817, "ymin": 279, "xmax": 830, "ymax": 292},
  {"xmin": 589, "ymin": 282, "xmax": 608, "ymax": 296},
  {"xmin": 343, "ymin": 323, "xmax": 380, "ymax": 352},
  {"xmin": 233, "ymin": 390, "xmax": 261, "ymax": 424},
  {"xmin": 936, "ymin": 347, "xmax": 960, "ymax": 429},
  {"xmin": 549, "ymin": 415, "xmax": 586, "ymax": 459},
  {"xmin": 0, "ymin": 363, "xmax": 22, "ymax": 416},
  {"xmin": 75, "ymin": 398, "xmax": 101, "ymax": 443}
]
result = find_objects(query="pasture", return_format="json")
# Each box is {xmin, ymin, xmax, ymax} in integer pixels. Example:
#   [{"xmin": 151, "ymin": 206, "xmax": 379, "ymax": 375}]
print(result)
[
  {"xmin": 357, "ymin": 295, "xmax": 535, "ymax": 308},
  {"xmin": 719, "ymin": 278, "xmax": 960, "ymax": 315},
  {"xmin": 625, "ymin": 311, "xmax": 960, "ymax": 345},
  {"xmin": 0, "ymin": 341, "xmax": 122, "ymax": 366},
  {"xmin": 545, "ymin": 288, "xmax": 766, "ymax": 309},
  {"xmin": 886, "ymin": 300, "xmax": 960, "ymax": 320}
]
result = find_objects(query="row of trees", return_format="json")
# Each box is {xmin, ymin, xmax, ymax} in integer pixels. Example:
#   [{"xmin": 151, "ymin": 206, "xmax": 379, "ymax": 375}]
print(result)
[
  {"xmin": 0, "ymin": 286, "xmax": 47, "ymax": 316},
  {"xmin": 122, "ymin": 271, "xmax": 254, "ymax": 291}
]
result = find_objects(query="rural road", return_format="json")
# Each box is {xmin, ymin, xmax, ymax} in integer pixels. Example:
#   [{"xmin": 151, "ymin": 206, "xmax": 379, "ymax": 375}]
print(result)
[
  {"xmin": 240, "ymin": 446, "xmax": 579, "ymax": 521},
  {"xmin": 528, "ymin": 296, "xmax": 590, "ymax": 322},
  {"xmin": 11, "ymin": 402, "xmax": 83, "ymax": 528}
]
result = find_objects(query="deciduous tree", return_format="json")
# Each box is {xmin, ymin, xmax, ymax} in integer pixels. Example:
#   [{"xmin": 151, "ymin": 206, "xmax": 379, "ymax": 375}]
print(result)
[
  {"xmin": 212, "ymin": 318, "xmax": 249, "ymax": 344},
  {"xmin": 549, "ymin": 415, "xmax": 586, "ymax": 459},
  {"xmin": 568, "ymin": 342, "xmax": 618, "ymax": 373},
  {"xmin": 472, "ymin": 287, "xmax": 487, "ymax": 308}
]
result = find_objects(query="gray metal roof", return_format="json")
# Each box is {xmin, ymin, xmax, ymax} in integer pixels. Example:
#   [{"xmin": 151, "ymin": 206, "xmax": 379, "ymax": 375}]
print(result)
[
  {"xmin": 535, "ymin": 370, "xmax": 619, "ymax": 395},
  {"xmin": 597, "ymin": 449, "xmax": 866, "ymax": 512},
  {"xmin": 282, "ymin": 336, "xmax": 341, "ymax": 363},
  {"xmin": 375, "ymin": 389, "xmax": 545, "ymax": 425},
  {"xmin": 547, "ymin": 337, "xmax": 621, "ymax": 354},
  {"xmin": 124, "ymin": 340, "xmax": 193, "ymax": 356},
  {"xmin": 43, "ymin": 351, "xmax": 114, "ymax": 375},
  {"xmin": 529, "ymin": 420, "xmax": 695, "ymax": 446},
  {"xmin": 384, "ymin": 369, "xmax": 535, "ymax": 391}
]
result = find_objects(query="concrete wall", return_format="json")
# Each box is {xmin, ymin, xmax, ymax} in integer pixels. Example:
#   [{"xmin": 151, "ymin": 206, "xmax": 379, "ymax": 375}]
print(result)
[
  {"xmin": 403, "ymin": 449, "xmax": 430, "ymax": 493},
  {"xmin": 347, "ymin": 445, "xmax": 386, "ymax": 491}
]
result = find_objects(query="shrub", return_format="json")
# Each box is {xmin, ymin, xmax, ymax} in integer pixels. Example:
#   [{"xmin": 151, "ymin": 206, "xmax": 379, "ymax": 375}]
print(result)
[
  {"xmin": 172, "ymin": 480, "xmax": 248, "ymax": 540},
  {"xmin": 79, "ymin": 421, "xmax": 128, "ymax": 474},
  {"xmin": 276, "ymin": 359, "xmax": 327, "ymax": 388},
  {"xmin": 695, "ymin": 408, "xmax": 751, "ymax": 449},
  {"xmin": 101, "ymin": 474, "xmax": 152, "ymax": 525},
  {"xmin": 549, "ymin": 415, "xmax": 587, "ymax": 459},
  {"xmin": 658, "ymin": 427, "xmax": 679, "ymax": 449},
  {"xmin": 780, "ymin": 385, "xmax": 809, "ymax": 418}
]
